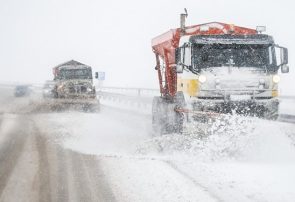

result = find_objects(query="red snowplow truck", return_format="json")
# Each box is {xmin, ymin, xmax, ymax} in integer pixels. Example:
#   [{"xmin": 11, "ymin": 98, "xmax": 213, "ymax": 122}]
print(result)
[{"xmin": 151, "ymin": 11, "xmax": 289, "ymax": 134}]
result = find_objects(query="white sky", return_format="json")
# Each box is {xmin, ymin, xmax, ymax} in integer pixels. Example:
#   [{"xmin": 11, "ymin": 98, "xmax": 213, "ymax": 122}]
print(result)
[{"xmin": 0, "ymin": 0, "xmax": 294, "ymax": 94}]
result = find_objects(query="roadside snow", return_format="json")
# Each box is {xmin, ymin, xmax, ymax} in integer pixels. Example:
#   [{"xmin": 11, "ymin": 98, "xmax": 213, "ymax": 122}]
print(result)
[
  {"xmin": 138, "ymin": 116, "xmax": 295, "ymax": 162},
  {"xmin": 100, "ymin": 157, "xmax": 218, "ymax": 202},
  {"xmin": 136, "ymin": 116, "xmax": 295, "ymax": 202},
  {"xmin": 171, "ymin": 160, "xmax": 295, "ymax": 202}
]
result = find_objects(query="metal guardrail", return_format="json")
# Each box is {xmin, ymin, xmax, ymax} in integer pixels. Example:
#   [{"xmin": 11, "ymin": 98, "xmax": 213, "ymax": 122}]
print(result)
[
  {"xmin": 280, "ymin": 95, "xmax": 295, "ymax": 100},
  {"xmin": 97, "ymin": 86, "xmax": 295, "ymax": 124},
  {"xmin": 97, "ymin": 91, "xmax": 153, "ymax": 104},
  {"xmin": 96, "ymin": 87, "xmax": 157, "ymax": 112},
  {"xmin": 1, "ymin": 83, "xmax": 294, "ymax": 123},
  {"xmin": 278, "ymin": 114, "xmax": 295, "ymax": 124},
  {"xmin": 97, "ymin": 86, "xmax": 159, "ymax": 97}
]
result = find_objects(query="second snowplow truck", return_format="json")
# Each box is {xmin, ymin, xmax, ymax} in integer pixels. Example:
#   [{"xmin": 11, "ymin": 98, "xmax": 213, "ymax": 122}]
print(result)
[
  {"xmin": 152, "ymin": 11, "xmax": 289, "ymax": 134},
  {"xmin": 51, "ymin": 60, "xmax": 99, "ymax": 111}
]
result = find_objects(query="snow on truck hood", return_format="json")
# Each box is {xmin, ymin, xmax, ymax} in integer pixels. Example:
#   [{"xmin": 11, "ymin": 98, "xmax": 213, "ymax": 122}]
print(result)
[{"xmin": 200, "ymin": 67, "xmax": 271, "ymax": 90}]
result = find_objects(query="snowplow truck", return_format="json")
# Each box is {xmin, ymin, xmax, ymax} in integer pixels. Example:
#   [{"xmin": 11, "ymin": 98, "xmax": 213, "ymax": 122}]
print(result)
[
  {"xmin": 151, "ymin": 12, "xmax": 289, "ymax": 134},
  {"xmin": 52, "ymin": 60, "xmax": 99, "ymax": 111}
]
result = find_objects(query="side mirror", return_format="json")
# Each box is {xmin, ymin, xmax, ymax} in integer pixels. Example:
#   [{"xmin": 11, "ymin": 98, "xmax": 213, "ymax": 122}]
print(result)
[
  {"xmin": 95, "ymin": 72, "xmax": 98, "ymax": 79},
  {"xmin": 281, "ymin": 64, "xmax": 289, "ymax": 73},
  {"xmin": 280, "ymin": 47, "xmax": 288, "ymax": 65},
  {"xmin": 275, "ymin": 45, "xmax": 288, "ymax": 66}
]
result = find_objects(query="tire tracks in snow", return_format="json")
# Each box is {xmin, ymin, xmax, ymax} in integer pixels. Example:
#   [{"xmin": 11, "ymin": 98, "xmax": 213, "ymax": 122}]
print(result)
[
  {"xmin": 0, "ymin": 115, "xmax": 29, "ymax": 198},
  {"xmin": 69, "ymin": 151, "xmax": 117, "ymax": 202},
  {"xmin": 165, "ymin": 160, "xmax": 224, "ymax": 202},
  {"xmin": 35, "ymin": 129, "xmax": 53, "ymax": 202},
  {"xmin": 92, "ymin": 153, "xmax": 222, "ymax": 202},
  {"xmin": 0, "ymin": 112, "xmax": 118, "ymax": 202},
  {"xmin": 34, "ymin": 121, "xmax": 117, "ymax": 202}
]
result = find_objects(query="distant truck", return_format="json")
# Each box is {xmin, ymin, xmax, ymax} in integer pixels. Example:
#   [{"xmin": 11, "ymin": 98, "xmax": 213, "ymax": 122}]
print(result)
[{"xmin": 52, "ymin": 60, "xmax": 99, "ymax": 111}]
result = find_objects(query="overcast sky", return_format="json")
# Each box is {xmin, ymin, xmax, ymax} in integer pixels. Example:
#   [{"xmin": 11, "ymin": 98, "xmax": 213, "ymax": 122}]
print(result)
[{"xmin": 0, "ymin": 0, "xmax": 294, "ymax": 94}]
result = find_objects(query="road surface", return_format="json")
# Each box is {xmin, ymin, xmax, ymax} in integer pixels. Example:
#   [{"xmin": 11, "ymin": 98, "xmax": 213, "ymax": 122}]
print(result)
[
  {"xmin": 0, "ymin": 85, "xmax": 295, "ymax": 202},
  {"xmin": 0, "ymin": 112, "xmax": 117, "ymax": 202},
  {"xmin": 0, "ymin": 86, "xmax": 218, "ymax": 202}
]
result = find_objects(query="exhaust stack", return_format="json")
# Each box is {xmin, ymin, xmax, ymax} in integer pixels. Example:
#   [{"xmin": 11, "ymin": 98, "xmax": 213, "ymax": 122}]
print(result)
[{"xmin": 180, "ymin": 8, "xmax": 188, "ymax": 35}]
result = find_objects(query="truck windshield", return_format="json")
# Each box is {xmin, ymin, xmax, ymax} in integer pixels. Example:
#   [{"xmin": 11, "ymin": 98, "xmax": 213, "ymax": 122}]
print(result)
[
  {"xmin": 59, "ymin": 69, "xmax": 92, "ymax": 79},
  {"xmin": 192, "ymin": 44, "xmax": 276, "ymax": 71}
]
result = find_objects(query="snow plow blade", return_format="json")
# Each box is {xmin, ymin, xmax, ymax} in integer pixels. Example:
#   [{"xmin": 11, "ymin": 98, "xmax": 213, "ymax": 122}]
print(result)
[{"xmin": 41, "ymin": 98, "xmax": 100, "ymax": 112}]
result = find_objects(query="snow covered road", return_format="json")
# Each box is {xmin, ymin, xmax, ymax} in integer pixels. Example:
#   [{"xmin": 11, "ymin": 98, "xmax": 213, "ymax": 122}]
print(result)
[
  {"xmin": 36, "ymin": 103, "xmax": 295, "ymax": 202},
  {"xmin": 0, "ymin": 114, "xmax": 116, "ymax": 202},
  {"xmin": 0, "ymin": 86, "xmax": 295, "ymax": 202}
]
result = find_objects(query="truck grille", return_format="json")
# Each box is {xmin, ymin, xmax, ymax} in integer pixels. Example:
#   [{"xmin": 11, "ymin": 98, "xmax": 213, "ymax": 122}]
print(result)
[{"xmin": 68, "ymin": 85, "xmax": 87, "ymax": 94}]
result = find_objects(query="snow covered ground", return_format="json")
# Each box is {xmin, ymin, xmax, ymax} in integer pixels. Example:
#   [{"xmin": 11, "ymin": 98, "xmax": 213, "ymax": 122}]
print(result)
[{"xmin": 33, "ymin": 102, "xmax": 295, "ymax": 202}]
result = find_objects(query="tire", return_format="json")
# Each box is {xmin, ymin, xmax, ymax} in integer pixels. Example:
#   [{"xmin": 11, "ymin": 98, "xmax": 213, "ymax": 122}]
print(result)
[
  {"xmin": 152, "ymin": 96, "xmax": 184, "ymax": 135},
  {"xmin": 169, "ymin": 109, "xmax": 184, "ymax": 134},
  {"xmin": 81, "ymin": 102, "xmax": 100, "ymax": 113},
  {"xmin": 174, "ymin": 91, "xmax": 186, "ymax": 107},
  {"xmin": 152, "ymin": 97, "xmax": 165, "ymax": 134},
  {"xmin": 89, "ymin": 103, "xmax": 100, "ymax": 113},
  {"xmin": 53, "ymin": 91, "xmax": 59, "ymax": 98}
]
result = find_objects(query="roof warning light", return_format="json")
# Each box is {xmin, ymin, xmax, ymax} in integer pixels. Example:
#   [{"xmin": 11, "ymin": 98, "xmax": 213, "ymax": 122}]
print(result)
[{"xmin": 256, "ymin": 26, "xmax": 266, "ymax": 33}]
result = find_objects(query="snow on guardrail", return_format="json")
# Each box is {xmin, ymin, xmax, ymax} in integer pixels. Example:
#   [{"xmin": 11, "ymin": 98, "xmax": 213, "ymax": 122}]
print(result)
[
  {"xmin": 98, "ymin": 86, "xmax": 295, "ymax": 122},
  {"xmin": 96, "ymin": 87, "xmax": 158, "ymax": 113},
  {"xmin": 97, "ymin": 86, "xmax": 159, "ymax": 97}
]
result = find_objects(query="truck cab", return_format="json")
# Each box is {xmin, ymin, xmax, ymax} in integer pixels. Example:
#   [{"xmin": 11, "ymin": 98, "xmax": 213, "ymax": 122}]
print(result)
[
  {"xmin": 53, "ymin": 60, "xmax": 96, "ymax": 99},
  {"xmin": 176, "ymin": 32, "xmax": 289, "ymax": 119}
]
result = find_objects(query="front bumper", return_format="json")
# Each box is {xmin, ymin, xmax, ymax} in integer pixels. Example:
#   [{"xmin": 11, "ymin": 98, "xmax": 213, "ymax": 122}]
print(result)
[
  {"xmin": 193, "ymin": 97, "xmax": 279, "ymax": 115},
  {"xmin": 62, "ymin": 94, "xmax": 96, "ymax": 99},
  {"xmin": 53, "ymin": 97, "xmax": 99, "ymax": 105}
]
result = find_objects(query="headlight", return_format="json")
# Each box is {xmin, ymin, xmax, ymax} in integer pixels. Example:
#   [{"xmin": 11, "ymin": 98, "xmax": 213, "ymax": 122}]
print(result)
[
  {"xmin": 272, "ymin": 75, "xmax": 280, "ymax": 83},
  {"xmin": 57, "ymin": 85, "xmax": 64, "ymax": 90},
  {"xmin": 87, "ymin": 87, "xmax": 93, "ymax": 92},
  {"xmin": 199, "ymin": 75, "xmax": 207, "ymax": 83}
]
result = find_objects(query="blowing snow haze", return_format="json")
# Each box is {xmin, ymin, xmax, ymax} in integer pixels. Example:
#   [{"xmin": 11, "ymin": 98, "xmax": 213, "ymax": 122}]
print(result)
[
  {"xmin": 0, "ymin": 0, "xmax": 294, "ymax": 94},
  {"xmin": 1, "ymin": 1, "xmax": 295, "ymax": 201}
]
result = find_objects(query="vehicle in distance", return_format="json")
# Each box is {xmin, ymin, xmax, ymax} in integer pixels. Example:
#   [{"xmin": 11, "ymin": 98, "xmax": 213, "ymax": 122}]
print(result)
[
  {"xmin": 51, "ymin": 60, "xmax": 99, "ymax": 111},
  {"xmin": 14, "ymin": 85, "xmax": 31, "ymax": 97}
]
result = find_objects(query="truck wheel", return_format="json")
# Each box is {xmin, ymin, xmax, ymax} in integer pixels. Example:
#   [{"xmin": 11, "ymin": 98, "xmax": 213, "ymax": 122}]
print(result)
[
  {"xmin": 172, "ymin": 92, "xmax": 185, "ymax": 133},
  {"xmin": 174, "ymin": 91, "xmax": 186, "ymax": 107},
  {"xmin": 88, "ymin": 102, "xmax": 100, "ymax": 113},
  {"xmin": 170, "ymin": 108, "xmax": 184, "ymax": 134},
  {"xmin": 152, "ymin": 96, "xmax": 184, "ymax": 135},
  {"xmin": 152, "ymin": 96, "xmax": 165, "ymax": 135},
  {"xmin": 82, "ymin": 103, "xmax": 99, "ymax": 113},
  {"xmin": 53, "ymin": 91, "xmax": 58, "ymax": 98}
]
